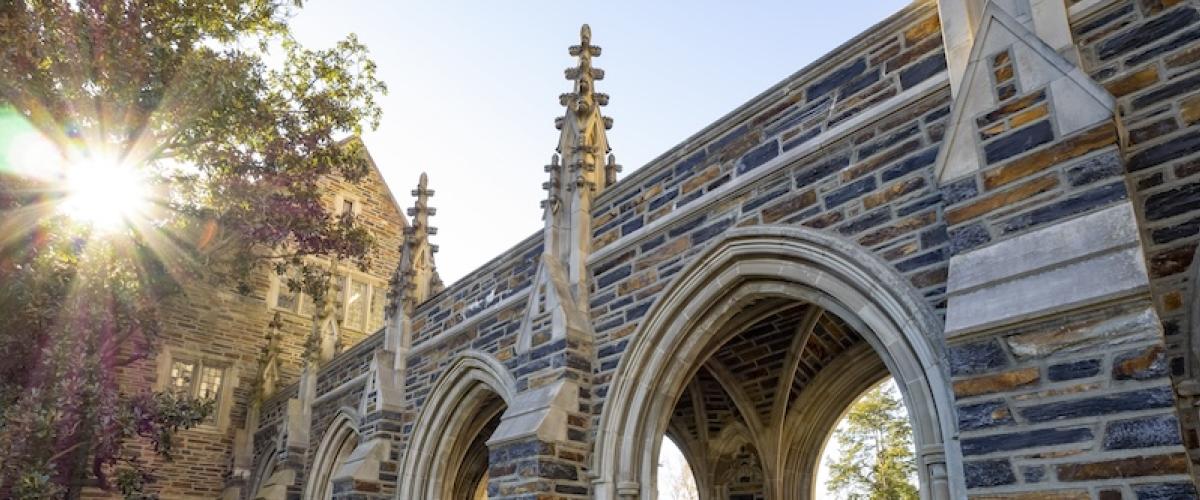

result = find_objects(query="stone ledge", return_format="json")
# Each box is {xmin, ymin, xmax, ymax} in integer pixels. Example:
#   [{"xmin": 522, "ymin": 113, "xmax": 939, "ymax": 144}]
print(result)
[{"xmin": 945, "ymin": 202, "xmax": 1150, "ymax": 338}]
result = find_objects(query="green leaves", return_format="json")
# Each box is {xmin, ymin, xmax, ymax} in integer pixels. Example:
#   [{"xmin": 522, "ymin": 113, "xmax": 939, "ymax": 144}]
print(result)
[
  {"xmin": 825, "ymin": 380, "xmax": 919, "ymax": 500},
  {"xmin": 0, "ymin": 0, "xmax": 385, "ymax": 497}
]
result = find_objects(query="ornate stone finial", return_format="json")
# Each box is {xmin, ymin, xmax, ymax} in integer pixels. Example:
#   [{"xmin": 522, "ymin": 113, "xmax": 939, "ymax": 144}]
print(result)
[
  {"xmin": 387, "ymin": 173, "xmax": 443, "ymax": 321},
  {"xmin": 518, "ymin": 24, "xmax": 618, "ymax": 353}
]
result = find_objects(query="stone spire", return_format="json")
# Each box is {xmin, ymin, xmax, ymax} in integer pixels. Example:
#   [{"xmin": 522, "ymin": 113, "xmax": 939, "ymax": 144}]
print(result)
[
  {"xmin": 545, "ymin": 24, "xmax": 619, "ymax": 289},
  {"xmin": 383, "ymin": 172, "xmax": 443, "ymax": 359},
  {"xmin": 521, "ymin": 24, "xmax": 617, "ymax": 352}
]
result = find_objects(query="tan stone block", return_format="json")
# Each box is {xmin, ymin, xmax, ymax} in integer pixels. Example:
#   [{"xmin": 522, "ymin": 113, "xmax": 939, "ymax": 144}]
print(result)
[
  {"xmin": 1056, "ymin": 453, "xmax": 1188, "ymax": 481},
  {"xmin": 761, "ymin": 189, "xmax": 817, "ymax": 223},
  {"xmin": 636, "ymin": 237, "xmax": 689, "ymax": 271},
  {"xmin": 1010, "ymin": 104, "xmax": 1049, "ymax": 129},
  {"xmin": 594, "ymin": 228, "xmax": 619, "ymax": 250},
  {"xmin": 1166, "ymin": 44, "xmax": 1200, "ymax": 69},
  {"xmin": 982, "ymin": 124, "xmax": 1116, "ymax": 190},
  {"xmin": 1181, "ymin": 94, "xmax": 1200, "ymax": 126},
  {"xmin": 946, "ymin": 174, "xmax": 1058, "ymax": 225},
  {"xmin": 863, "ymin": 177, "xmax": 926, "ymax": 209},
  {"xmin": 1113, "ymin": 345, "xmax": 1165, "ymax": 379},
  {"xmin": 1163, "ymin": 290, "xmax": 1184, "ymax": 312},
  {"xmin": 1105, "ymin": 65, "xmax": 1159, "ymax": 98},
  {"xmin": 617, "ymin": 270, "xmax": 657, "ymax": 295},
  {"xmin": 904, "ymin": 15, "xmax": 940, "ymax": 46},
  {"xmin": 858, "ymin": 210, "xmax": 937, "ymax": 247},
  {"xmin": 953, "ymin": 367, "xmax": 1040, "ymax": 398},
  {"xmin": 682, "ymin": 165, "xmax": 722, "ymax": 194}
]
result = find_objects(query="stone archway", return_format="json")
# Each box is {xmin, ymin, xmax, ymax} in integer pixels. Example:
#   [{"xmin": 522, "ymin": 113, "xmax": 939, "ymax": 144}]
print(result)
[
  {"xmin": 593, "ymin": 226, "xmax": 962, "ymax": 500},
  {"xmin": 304, "ymin": 409, "xmax": 360, "ymax": 500},
  {"xmin": 396, "ymin": 350, "xmax": 517, "ymax": 500}
]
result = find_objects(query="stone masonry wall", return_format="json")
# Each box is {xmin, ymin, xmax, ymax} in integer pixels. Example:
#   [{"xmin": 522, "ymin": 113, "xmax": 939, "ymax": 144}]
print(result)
[
  {"xmin": 1069, "ymin": 0, "xmax": 1200, "ymax": 470},
  {"xmin": 262, "ymin": 0, "xmax": 1200, "ymax": 498},
  {"xmin": 108, "ymin": 157, "xmax": 404, "ymax": 499}
]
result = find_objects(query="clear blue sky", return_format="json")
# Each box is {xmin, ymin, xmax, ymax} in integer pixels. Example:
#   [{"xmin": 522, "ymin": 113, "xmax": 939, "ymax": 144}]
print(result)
[{"xmin": 289, "ymin": 0, "xmax": 913, "ymax": 283}]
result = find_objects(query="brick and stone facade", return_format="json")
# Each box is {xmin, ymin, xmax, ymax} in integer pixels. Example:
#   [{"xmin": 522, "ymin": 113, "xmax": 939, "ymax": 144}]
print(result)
[{"xmin": 177, "ymin": 0, "xmax": 1200, "ymax": 498}]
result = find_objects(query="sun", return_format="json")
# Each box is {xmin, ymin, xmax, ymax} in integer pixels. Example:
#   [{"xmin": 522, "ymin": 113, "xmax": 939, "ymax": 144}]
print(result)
[{"xmin": 59, "ymin": 155, "xmax": 151, "ymax": 232}]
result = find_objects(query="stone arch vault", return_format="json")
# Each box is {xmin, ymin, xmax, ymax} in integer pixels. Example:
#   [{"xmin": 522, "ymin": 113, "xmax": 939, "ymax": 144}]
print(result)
[{"xmin": 593, "ymin": 226, "xmax": 963, "ymax": 499}]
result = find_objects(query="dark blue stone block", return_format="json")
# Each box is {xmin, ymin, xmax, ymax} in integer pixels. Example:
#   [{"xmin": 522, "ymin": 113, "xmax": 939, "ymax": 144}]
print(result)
[
  {"xmin": 961, "ymin": 427, "xmax": 1093, "ymax": 456},
  {"xmin": 895, "ymin": 247, "xmax": 946, "ymax": 272},
  {"xmin": 824, "ymin": 176, "xmax": 877, "ymax": 208},
  {"xmin": 738, "ymin": 140, "xmax": 780, "ymax": 174},
  {"xmin": 1066, "ymin": 150, "xmax": 1124, "ymax": 187},
  {"xmin": 668, "ymin": 215, "xmax": 708, "ymax": 238},
  {"xmin": 840, "ymin": 67, "xmax": 881, "ymax": 97},
  {"xmin": 796, "ymin": 153, "xmax": 852, "ymax": 187},
  {"xmin": 1151, "ymin": 215, "xmax": 1200, "ymax": 245},
  {"xmin": 1098, "ymin": 7, "xmax": 1199, "ymax": 60},
  {"xmin": 1133, "ymin": 482, "xmax": 1198, "ymax": 500},
  {"xmin": 836, "ymin": 208, "xmax": 891, "ymax": 235},
  {"xmin": 941, "ymin": 176, "xmax": 979, "ymax": 205},
  {"xmin": 949, "ymin": 222, "xmax": 991, "ymax": 254},
  {"xmin": 1128, "ymin": 130, "xmax": 1200, "ymax": 172},
  {"xmin": 1020, "ymin": 386, "xmax": 1176, "ymax": 423},
  {"xmin": 708, "ymin": 125, "xmax": 751, "ymax": 155},
  {"xmin": 596, "ymin": 265, "xmax": 631, "ymax": 289},
  {"xmin": 1001, "ymin": 182, "xmax": 1128, "ymax": 234},
  {"xmin": 1022, "ymin": 465, "xmax": 1045, "ymax": 484},
  {"xmin": 648, "ymin": 188, "xmax": 679, "ymax": 211},
  {"xmin": 1047, "ymin": 359, "xmax": 1102, "ymax": 381},
  {"xmin": 692, "ymin": 217, "xmax": 735, "ymax": 245},
  {"xmin": 984, "ymin": 120, "xmax": 1054, "ymax": 165},
  {"xmin": 674, "ymin": 150, "xmax": 708, "ymax": 176},
  {"xmin": 899, "ymin": 54, "xmax": 947, "ymax": 90},
  {"xmin": 958, "ymin": 400, "xmax": 1014, "ymax": 431},
  {"xmin": 947, "ymin": 339, "xmax": 1009, "ymax": 376},
  {"xmin": 880, "ymin": 146, "xmax": 939, "ymax": 182},
  {"xmin": 920, "ymin": 226, "xmax": 948, "ymax": 249},
  {"xmin": 1132, "ymin": 71, "xmax": 1200, "ymax": 110},
  {"xmin": 1104, "ymin": 414, "xmax": 1183, "ymax": 450},
  {"xmin": 964, "ymin": 459, "xmax": 1016, "ymax": 488},
  {"xmin": 808, "ymin": 58, "xmax": 867, "ymax": 101},
  {"xmin": 621, "ymin": 216, "xmax": 644, "ymax": 235},
  {"xmin": 1144, "ymin": 181, "xmax": 1200, "ymax": 221}
]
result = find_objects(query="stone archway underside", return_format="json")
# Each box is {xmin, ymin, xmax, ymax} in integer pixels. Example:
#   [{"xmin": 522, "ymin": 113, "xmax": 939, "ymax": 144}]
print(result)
[
  {"xmin": 663, "ymin": 299, "xmax": 894, "ymax": 500},
  {"xmin": 593, "ymin": 227, "xmax": 961, "ymax": 500}
]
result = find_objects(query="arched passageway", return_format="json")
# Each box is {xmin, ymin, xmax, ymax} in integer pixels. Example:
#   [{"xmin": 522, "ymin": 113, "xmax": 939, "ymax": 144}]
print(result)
[
  {"xmin": 593, "ymin": 227, "xmax": 962, "ymax": 500},
  {"xmin": 304, "ymin": 410, "xmax": 360, "ymax": 500},
  {"xmin": 396, "ymin": 351, "xmax": 516, "ymax": 500}
]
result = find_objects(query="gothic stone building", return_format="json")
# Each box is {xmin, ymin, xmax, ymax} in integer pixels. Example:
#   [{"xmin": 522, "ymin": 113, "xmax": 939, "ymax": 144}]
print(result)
[{"xmin": 202, "ymin": 0, "xmax": 1200, "ymax": 498}]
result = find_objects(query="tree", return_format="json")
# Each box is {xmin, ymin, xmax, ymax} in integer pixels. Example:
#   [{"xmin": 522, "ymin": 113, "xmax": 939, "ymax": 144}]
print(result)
[
  {"xmin": 0, "ymin": 1, "xmax": 385, "ymax": 497},
  {"xmin": 825, "ymin": 379, "xmax": 919, "ymax": 500}
]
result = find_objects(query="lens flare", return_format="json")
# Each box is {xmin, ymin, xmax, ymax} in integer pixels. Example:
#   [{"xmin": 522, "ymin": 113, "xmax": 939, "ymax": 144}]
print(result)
[{"xmin": 59, "ymin": 156, "xmax": 150, "ymax": 232}]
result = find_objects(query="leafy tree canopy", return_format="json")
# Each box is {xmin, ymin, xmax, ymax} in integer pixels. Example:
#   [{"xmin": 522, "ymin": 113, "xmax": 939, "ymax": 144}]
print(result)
[
  {"xmin": 825, "ymin": 379, "xmax": 919, "ymax": 500},
  {"xmin": 0, "ymin": 0, "xmax": 386, "ymax": 497}
]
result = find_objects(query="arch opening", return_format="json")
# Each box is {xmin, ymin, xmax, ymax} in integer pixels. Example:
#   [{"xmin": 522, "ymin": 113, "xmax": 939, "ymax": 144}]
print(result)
[
  {"xmin": 304, "ymin": 410, "xmax": 361, "ymax": 500},
  {"xmin": 396, "ymin": 351, "xmax": 517, "ymax": 500},
  {"xmin": 593, "ymin": 227, "xmax": 961, "ymax": 500},
  {"xmin": 815, "ymin": 377, "xmax": 918, "ymax": 499}
]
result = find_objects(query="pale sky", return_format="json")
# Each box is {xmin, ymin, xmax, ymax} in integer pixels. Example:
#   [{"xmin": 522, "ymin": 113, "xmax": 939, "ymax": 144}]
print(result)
[{"xmin": 288, "ymin": 0, "xmax": 913, "ymax": 283}]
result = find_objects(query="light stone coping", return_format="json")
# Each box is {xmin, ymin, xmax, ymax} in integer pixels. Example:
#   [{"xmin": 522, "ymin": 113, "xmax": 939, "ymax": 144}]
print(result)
[
  {"xmin": 488, "ymin": 379, "xmax": 578, "ymax": 446},
  {"xmin": 944, "ymin": 202, "xmax": 1151, "ymax": 338},
  {"xmin": 588, "ymin": 72, "xmax": 950, "ymax": 266},
  {"xmin": 1068, "ymin": 0, "xmax": 1114, "ymax": 18}
]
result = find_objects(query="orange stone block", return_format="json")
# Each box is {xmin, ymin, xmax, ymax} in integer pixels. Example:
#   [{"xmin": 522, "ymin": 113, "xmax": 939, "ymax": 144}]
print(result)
[
  {"xmin": 982, "ymin": 124, "xmax": 1116, "ymax": 190},
  {"xmin": 946, "ymin": 174, "xmax": 1059, "ymax": 225},
  {"xmin": 953, "ymin": 367, "xmax": 1040, "ymax": 398}
]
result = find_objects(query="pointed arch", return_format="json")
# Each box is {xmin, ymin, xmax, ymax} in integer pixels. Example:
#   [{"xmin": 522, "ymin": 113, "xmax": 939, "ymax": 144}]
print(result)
[
  {"xmin": 396, "ymin": 350, "xmax": 517, "ymax": 500},
  {"xmin": 591, "ymin": 225, "xmax": 962, "ymax": 499},
  {"xmin": 304, "ymin": 408, "xmax": 360, "ymax": 500}
]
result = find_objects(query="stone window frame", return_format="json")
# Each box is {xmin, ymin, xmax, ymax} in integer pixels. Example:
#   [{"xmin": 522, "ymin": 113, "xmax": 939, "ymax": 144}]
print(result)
[
  {"xmin": 267, "ymin": 260, "xmax": 387, "ymax": 333},
  {"xmin": 334, "ymin": 192, "xmax": 363, "ymax": 218},
  {"xmin": 153, "ymin": 346, "xmax": 240, "ymax": 433}
]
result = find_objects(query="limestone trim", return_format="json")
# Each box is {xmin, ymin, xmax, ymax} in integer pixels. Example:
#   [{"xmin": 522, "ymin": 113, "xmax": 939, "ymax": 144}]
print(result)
[
  {"xmin": 303, "ymin": 408, "xmax": 360, "ymax": 500},
  {"xmin": 591, "ymin": 226, "xmax": 963, "ymax": 500},
  {"xmin": 933, "ymin": 0, "xmax": 1114, "ymax": 183},
  {"xmin": 395, "ymin": 350, "xmax": 517, "ymax": 500},
  {"xmin": 1189, "ymin": 246, "xmax": 1200, "ymax": 377}
]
